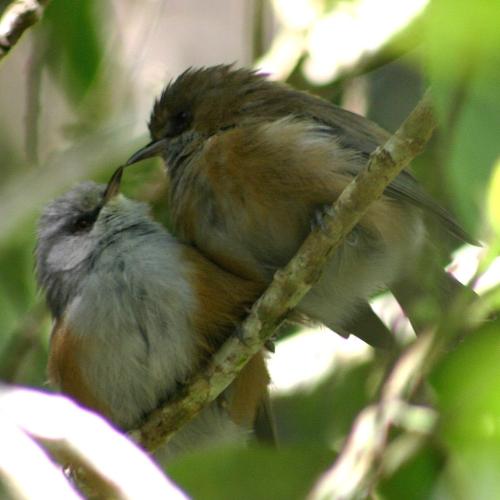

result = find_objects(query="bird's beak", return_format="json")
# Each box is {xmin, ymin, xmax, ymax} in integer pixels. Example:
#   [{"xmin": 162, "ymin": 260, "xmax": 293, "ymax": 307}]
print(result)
[
  {"xmin": 103, "ymin": 166, "xmax": 123, "ymax": 204},
  {"xmin": 126, "ymin": 138, "xmax": 167, "ymax": 166}
]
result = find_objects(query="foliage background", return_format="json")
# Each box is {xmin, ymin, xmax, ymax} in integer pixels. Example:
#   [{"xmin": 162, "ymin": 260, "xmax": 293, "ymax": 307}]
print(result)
[{"xmin": 0, "ymin": 0, "xmax": 499, "ymax": 498}]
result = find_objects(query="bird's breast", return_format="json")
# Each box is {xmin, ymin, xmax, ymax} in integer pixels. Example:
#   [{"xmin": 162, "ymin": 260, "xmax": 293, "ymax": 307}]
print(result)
[{"xmin": 169, "ymin": 130, "xmax": 311, "ymax": 281}]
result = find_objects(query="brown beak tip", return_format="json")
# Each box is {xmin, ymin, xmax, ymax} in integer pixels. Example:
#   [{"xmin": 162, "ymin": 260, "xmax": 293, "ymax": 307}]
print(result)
[
  {"xmin": 126, "ymin": 139, "xmax": 166, "ymax": 166},
  {"xmin": 103, "ymin": 166, "xmax": 124, "ymax": 202},
  {"xmin": 125, "ymin": 153, "xmax": 141, "ymax": 166}
]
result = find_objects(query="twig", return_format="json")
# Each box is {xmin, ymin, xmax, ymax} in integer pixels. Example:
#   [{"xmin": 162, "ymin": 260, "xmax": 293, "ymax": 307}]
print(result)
[
  {"xmin": 0, "ymin": 0, "xmax": 51, "ymax": 63},
  {"xmin": 310, "ymin": 276, "xmax": 484, "ymax": 500},
  {"xmin": 309, "ymin": 332, "xmax": 437, "ymax": 500},
  {"xmin": 25, "ymin": 33, "xmax": 45, "ymax": 164},
  {"xmin": 132, "ymin": 90, "xmax": 438, "ymax": 451}
]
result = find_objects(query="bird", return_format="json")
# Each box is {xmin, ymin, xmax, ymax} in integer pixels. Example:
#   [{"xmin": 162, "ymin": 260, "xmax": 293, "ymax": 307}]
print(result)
[
  {"xmin": 35, "ymin": 166, "xmax": 273, "ymax": 462},
  {"xmin": 126, "ymin": 64, "xmax": 476, "ymax": 347}
]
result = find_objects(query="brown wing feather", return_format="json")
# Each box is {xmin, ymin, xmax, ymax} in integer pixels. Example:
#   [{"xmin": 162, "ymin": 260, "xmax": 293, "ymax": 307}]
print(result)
[
  {"xmin": 247, "ymin": 87, "xmax": 475, "ymax": 245},
  {"xmin": 48, "ymin": 319, "xmax": 110, "ymax": 419}
]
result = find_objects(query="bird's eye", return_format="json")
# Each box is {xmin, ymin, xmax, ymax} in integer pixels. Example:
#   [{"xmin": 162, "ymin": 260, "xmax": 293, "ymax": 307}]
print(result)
[
  {"xmin": 168, "ymin": 110, "xmax": 192, "ymax": 137},
  {"xmin": 71, "ymin": 211, "xmax": 98, "ymax": 233},
  {"xmin": 175, "ymin": 110, "xmax": 190, "ymax": 123}
]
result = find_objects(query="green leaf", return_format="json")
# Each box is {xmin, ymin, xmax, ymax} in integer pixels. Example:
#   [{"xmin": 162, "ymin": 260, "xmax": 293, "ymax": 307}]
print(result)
[
  {"xmin": 167, "ymin": 444, "xmax": 333, "ymax": 500},
  {"xmin": 432, "ymin": 318, "xmax": 500, "ymax": 447},
  {"xmin": 487, "ymin": 159, "xmax": 500, "ymax": 234},
  {"xmin": 431, "ymin": 317, "xmax": 500, "ymax": 497},
  {"xmin": 272, "ymin": 361, "xmax": 374, "ymax": 446},
  {"xmin": 0, "ymin": 230, "xmax": 37, "ymax": 332},
  {"xmin": 442, "ymin": 62, "xmax": 499, "ymax": 235},
  {"xmin": 423, "ymin": 0, "xmax": 500, "ymax": 234},
  {"xmin": 379, "ymin": 446, "xmax": 445, "ymax": 500}
]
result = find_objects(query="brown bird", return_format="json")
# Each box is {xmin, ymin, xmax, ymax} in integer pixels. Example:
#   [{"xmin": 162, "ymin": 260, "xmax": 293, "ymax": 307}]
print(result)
[
  {"xmin": 35, "ymin": 167, "xmax": 273, "ymax": 462},
  {"xmin": 127, "ymin": 65, "xmax": 475, "ymax": 348}
]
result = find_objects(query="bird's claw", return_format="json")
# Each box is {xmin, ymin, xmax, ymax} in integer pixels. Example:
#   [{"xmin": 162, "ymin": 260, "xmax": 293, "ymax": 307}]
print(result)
[
  {"xmin": 235, "ymin": 325, "xmax": 276, "ymax": 352},
  {"xmin": 235, "ymin": 324, "xmax": 250, "ymax": 346},
  {"xmin": 312, "ymin": 204, "xmax": 334, "ymax": 232}
]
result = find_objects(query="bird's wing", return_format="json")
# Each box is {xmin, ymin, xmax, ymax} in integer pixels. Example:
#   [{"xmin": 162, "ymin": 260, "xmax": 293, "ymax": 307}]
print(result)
[
  {"xmin": 383, "ymin": 171, "xmax": 477, "ymax": 244},
  {"xmin": 303, "ymin": 103, "xmax": 476, "ymax": 245}
]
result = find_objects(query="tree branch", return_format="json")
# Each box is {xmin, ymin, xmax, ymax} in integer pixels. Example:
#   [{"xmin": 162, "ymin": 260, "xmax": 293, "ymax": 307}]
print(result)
[
  {"xmin": 132, "ymin": 90, "xmax": 438, "ymax": 451},
  {"xmin": 0, "ymin": 386, "xmax": 187, "ymax": 499},
  {"xmin": 0, "ymin": 0, "xmax": 50, "ymax": 63}
]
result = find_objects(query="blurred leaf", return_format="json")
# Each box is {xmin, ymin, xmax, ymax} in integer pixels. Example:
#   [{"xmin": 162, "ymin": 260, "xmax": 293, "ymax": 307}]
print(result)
[
  {"xmin": 432, "ymin": 317, "xmax": 500, "ymax": 445},
  {"xmin": 444, "ymin": 63, "xmax": 499, "ymax": 235},
  {"xmin": 431, "ymin": 316, "xmax": 500, "ymax": 497},
  {"xmin": 423, "ymin": 0, "xmax": 500, "ymax": 234},
  {"xmin": 0, "ymin": 302, "xmax": 49, "ymax": 385},
  {"xmin": 273, "ymin": 361, "xmax": 376, "ymax": 446},
  {"xmin": 434, "ymin": 446, "xmax": 500, "ymax": 500},
  {"xmin": 379, "ymin": 445, "xmax": 445, "ymax": 500},
  {"xmin": 487, "ymin": 159, "xmax": 500, "ymax": 234},
  {"xmin": 0, "ymin": 229, "xmax": 38, "ymax": 335},
  {"xmin": 425, "ymin": 0, "xmax": 499, "ymax": 65},
  {"xmin": 43, "ymin": 0, "xmax": 103, "ymax": 102},
  {"xmin": 485, "ymin": 159, "xmax": 500, "ymax": 259},
  {"xmin": 167, "ymin": 444, "xmax": 332, "ymax": 500}
]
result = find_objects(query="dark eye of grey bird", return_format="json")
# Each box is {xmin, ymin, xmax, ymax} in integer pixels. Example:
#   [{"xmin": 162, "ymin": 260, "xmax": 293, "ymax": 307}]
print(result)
[
  {"xmin": 168, "ymin": 110, "xmax": 192, "ymax": 137},
  {"xmin": 70, "ymin": 208, "xmax": 100, "ymax": 233}
]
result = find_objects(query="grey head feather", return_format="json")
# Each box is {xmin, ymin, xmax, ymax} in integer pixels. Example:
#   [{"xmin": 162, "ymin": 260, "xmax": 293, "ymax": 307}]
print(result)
[{"xmin": 35, "ymin": 181, "xmax": 154, "ymax": 318}]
